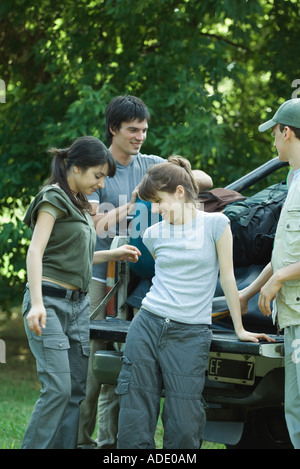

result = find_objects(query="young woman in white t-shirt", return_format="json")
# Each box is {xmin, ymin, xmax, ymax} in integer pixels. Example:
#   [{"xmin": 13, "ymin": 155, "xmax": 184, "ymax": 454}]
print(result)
[{"xmin": 116, "ymin": 156, "xmax": 274, "ymax": 449}]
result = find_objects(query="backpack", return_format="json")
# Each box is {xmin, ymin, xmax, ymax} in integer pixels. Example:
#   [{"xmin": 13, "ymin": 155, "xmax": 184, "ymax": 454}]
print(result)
[
  {"xmin": 223, "ymin": 182, "xmax": 288, "ymax": 267},
  {"xmin": 198, "ymin": 188, "xmax": 245, "ymax": 212}
]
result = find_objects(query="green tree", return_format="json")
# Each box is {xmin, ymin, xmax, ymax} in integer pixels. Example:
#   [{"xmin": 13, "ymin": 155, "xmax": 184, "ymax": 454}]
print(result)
[{"xmin": 1, "ymin": 0, "xmax": 299, "ymax": 310}]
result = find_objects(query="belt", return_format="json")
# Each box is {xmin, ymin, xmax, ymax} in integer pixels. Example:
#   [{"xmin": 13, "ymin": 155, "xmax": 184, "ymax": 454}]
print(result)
[{"xmin": 42, "ymin": 285, "xmax": 87, "ymax": 301}]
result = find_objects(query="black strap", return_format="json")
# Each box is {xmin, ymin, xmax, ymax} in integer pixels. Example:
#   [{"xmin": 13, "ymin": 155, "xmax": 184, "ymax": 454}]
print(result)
[
  {"xmin": 42, "ymin": 285, "xmax": 67, "ymax": 298},
  {"xmin": 42, "ymin": 285, "xmax": 86, "ymax": 300}
]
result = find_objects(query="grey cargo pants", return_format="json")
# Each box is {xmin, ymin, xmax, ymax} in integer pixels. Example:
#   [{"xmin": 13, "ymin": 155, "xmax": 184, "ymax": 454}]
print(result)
[
  {"xmin": 21, "ymin": 283, "xmax": 90, "ymax": 449},
  {"xmin": 116, "ymin": 308, "xmax": 212, "ymax": 449}
]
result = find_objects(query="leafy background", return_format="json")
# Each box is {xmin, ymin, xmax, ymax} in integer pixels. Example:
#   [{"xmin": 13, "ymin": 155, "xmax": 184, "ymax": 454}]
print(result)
[{"xmin": 1, "ymin": 0, "xmax": 300, "ymax": 311}]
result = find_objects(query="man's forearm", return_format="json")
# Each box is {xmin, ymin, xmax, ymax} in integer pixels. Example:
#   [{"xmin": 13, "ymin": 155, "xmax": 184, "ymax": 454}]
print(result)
[
  {"xmin": 240, "ymin": 262, "xmax": 273, "ymax": 300},
  {"xmin": 275, "ymin": 260, "xmax": 300, "ymax": 284}
]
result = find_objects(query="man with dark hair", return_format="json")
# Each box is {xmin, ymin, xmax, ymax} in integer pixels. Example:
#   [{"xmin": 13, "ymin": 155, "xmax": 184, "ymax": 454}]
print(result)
[
  {"xmin": 77, "ymin": 95, "xmax": 163, "ymax": 449},
  {"xmin": 240, "ymin": 98, "xmax": 300, "ymax": 448},
  {"xmin": 105, "ymin": 95, "xmax": 151, "ymax": 146}
]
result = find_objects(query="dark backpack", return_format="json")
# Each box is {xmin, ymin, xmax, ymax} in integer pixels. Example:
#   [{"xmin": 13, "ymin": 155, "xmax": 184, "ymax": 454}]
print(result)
[{"xmin": 223, "ymin": 182, "xmax": 288, "ymax": 267}]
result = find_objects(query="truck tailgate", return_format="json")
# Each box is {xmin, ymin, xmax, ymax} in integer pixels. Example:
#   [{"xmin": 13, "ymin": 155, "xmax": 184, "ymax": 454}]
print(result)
[{"xmin": 90, "ymin": 318, "xmax": 284, "ymax": 357}]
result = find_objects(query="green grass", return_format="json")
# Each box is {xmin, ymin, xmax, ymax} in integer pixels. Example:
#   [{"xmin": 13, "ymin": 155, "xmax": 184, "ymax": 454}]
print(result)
[
  {"xmin": 0, "ymin": 310, "xmax": 40, "ymax": 449},
  {"xmin": 0, "ymin": 310, "xmax": 224, "ymax": 449}
]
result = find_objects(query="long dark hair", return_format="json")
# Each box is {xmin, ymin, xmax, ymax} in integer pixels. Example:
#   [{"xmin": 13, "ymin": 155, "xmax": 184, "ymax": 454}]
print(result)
[
  {"xmin": 105, "ymin": 95, "xmax": 150, "ymax": 145},
  {"xmin": 47, "ymin": 136, "xmax": 116, "ymax": 212}
]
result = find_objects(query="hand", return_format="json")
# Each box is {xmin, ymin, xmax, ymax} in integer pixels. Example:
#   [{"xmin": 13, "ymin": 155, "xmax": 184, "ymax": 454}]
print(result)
[
  {"xmin": 236, "ymin": 328, "xmax": 276, "ymax": 343},
  {"xmin": 26, "ymin": 305, "xmax": 46, "ymax": 336},
  {"xmin": 258, "ymin": 274, "xmax": 282, "ymax": 317},
  {"xmin": 128, "ymin": 186, "xmax": 139, "ymax": 214},
  {"xmin": 112, "ymin": 245, "xmax": 141, "ymax": 263}
]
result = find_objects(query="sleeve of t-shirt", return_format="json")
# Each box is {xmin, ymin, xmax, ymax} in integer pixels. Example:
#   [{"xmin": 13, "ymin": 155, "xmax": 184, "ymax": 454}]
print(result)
[
  {"xmin": 142, "ymin": 225, "xmax": 158, "ymax": 255},
  {"xmin": 38, "ymin": 202, "xmax": 64, "ymax": 220},
  {"xmin": 24, "ymin": 188, "xmax": 69, "ymax": 228},
  {"xmin": 149, "ymin": 155, "xmax": 165, "ymax": 164},
  {"xmin": 213, "ymin": 213, "xmax": 230, "ymax": 242},
  {"xmin": 140, "ymin": 153, "xmax": 164, "ymax": 161}
]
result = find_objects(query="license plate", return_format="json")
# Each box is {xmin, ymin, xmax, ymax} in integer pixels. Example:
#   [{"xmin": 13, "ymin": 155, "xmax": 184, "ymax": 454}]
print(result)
[{"xmin": 208, "ymin": 353, "xmax": 255, "ymax": 385}]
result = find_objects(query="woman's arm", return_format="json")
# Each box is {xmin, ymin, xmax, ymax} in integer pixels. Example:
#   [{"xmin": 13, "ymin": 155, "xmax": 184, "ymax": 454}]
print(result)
[
  {"xmin": 238, "ymin": 262, "xmax": 273, "ymax": 315},
  {"xmin": 26, "ymin": 211, "xmax": 56, "ymax": 336},
  {"xmin": 93, "ymin": 245, "xmax": 141, "ymax": 264},
  {"xmin": 216, "ymin": 224, "xmax": 275, "ymax": 343}
]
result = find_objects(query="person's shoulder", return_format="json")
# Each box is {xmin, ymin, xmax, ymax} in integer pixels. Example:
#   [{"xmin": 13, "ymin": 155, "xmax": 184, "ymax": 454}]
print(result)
[
  {"xmin": 24, "ymin": 185, "xmax": 69, "ymax": 226},
  {"xmin": 200, "ymin": 209, "xmax": 228, "ymax": 220},
  {"xmin": 144, "ymin": 220, "xmax": 163, "ymax": 238},
  {"xmin": 40, "ymin": 185, "xmax": 70, "ymax": 203},
  {"xmin": 33, "ymin": 186, "xmax": 78, "ymax": 216},
  {"xmin": 198, "ymin": 210, "xmax": 230, "ymax": 227},
  {"xmin": 137, "ymin": 153, "xmax": 165, "ymax": 166},
  {"xmin": 40, "ymin": 184, "xmax": 64, "ymax": 195},
  {"xmin": 31, "ymin": 185, "xmax": 60, "ymax": 203}
]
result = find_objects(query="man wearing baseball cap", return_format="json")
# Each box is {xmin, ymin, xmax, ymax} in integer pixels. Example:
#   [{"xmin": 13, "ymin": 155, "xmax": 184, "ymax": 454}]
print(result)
[
  {"xmin": 258, "ymin": 98, "xmax": 300, "ymax": 132},
  {"xmin": 239, "ymin": 98, "xmax": 300, "ymax": 448}
]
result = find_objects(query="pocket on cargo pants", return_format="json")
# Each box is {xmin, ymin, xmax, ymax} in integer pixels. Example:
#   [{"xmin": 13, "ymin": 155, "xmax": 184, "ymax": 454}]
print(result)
[
  {"xmin": 23, "ymin": 297, "xmax": 71, "ymax": 374},
  {"xmin": 116, "ymin": 354, "xmax": 159, "ymax": 449},
  {"xmin": 116, "ymin": 355, "xmax": 132, "ymax": 395},
  {"xmin": 116, "ymin": 312, "xmax": 163, "ymax": 449}
]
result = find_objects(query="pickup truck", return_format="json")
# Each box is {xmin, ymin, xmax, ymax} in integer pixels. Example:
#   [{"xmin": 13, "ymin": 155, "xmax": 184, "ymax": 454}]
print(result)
[{"xmin": 90, "ymin": 157, "xmax": 292, "ymax": 449}]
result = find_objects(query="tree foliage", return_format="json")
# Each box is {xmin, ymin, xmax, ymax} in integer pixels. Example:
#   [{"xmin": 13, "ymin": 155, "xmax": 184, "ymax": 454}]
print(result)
[{"xmin": 1, "ymin": 0, "xmax": 300, "ymax": 309}]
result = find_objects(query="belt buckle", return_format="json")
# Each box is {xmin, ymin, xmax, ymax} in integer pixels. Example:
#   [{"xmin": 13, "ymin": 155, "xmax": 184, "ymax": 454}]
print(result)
[{"xmin": 71, "ymin": 290, "xmax": 80, "ymax": 301}]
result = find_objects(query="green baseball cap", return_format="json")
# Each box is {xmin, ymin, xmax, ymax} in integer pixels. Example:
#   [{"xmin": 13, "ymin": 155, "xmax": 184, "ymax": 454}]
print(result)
[{"xmin": 258, "ymin": 98, "xmax": 300, "ymax": 132}]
